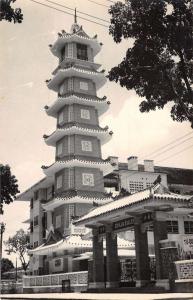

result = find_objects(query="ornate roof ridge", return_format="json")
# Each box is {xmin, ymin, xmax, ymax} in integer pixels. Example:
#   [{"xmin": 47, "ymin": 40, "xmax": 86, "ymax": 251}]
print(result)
[
  {"xmin": 55, "ymin": 29, "xmax": 99, "ymax": 42},
  {"xmin": 75, "ymin": 184, "xmax": 192, "ymax": 225},
  {"xmin": 57, "ymin": 92, "xmax": 108, "ymax": 102},
  {"xmin": 42, "ymin": 156, "xmax": 112, "ymax": 169},
  {"xmin": 54, "ymin": 64, "xmax": 105, "ymax": 75},
  {"xmin": 43, "ymin": 124, "xmax": 110, "ymax": 141},
  {"xmin": 54, "ymin": 189, "xmax": 111, "ymax": 199},
  {"xmin": 57, "ymin": 122, "xmax": 110, "ymax": 132}
]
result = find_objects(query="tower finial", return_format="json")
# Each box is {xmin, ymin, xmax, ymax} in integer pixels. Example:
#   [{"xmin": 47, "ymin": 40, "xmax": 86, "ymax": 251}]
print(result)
[{"xmin": 74, "ymin": 8, "xmax": 77, "ymax": 24}]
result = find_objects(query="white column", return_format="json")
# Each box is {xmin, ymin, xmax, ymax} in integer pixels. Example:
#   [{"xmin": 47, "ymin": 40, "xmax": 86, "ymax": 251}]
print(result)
[
  {"xmin": 47, "ymin": 211, "xmax": 53, "ymax": 229},
  {"xmin": 178, "ymin": 216, "xmax": 185, "ymax": 234}
]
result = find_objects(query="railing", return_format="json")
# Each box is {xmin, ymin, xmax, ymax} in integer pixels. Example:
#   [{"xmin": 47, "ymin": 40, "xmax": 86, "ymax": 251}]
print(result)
[
  {"xmin": 175, "ymin": 259, "xmax": 193, "ymax": 280},
  {"xmin": 23, "ymin": 271, "xmax": 88, "ymax": 288}
]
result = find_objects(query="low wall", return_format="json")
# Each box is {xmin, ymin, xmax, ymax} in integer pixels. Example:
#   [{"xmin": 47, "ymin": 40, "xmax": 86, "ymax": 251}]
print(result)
[
  {"xmin": 23, "ymin": 271, "xmax": 88, "ymax": 293},
  {"xmin": 174, "ymin": 259, "xmax": 193, "ymax": 293},
  {"xmin": 1, "ymin": 281, "xmax": 23, "ymax": 294},
  {"xmin": 175, "ymin": 259, "xmax": 193, "ymax": 279}
]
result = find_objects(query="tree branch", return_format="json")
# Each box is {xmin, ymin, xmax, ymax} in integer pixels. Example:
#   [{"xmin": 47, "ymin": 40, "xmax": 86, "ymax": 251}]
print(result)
[{"xmin": 178, "ymin": 48, "xmax": 193, "ymax": 103}]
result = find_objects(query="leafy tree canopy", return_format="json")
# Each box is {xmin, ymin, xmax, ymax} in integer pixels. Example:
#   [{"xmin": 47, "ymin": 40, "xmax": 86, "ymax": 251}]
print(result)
[
  {"xmin": 108, "ymin": 0, "xmax": 193, "ymax": 126},
  {"xmin": 4, "ymin": 229, "xmax": 30, "ymax": 273},
  {"xmin": 0, "ymin": 164, "xmax": 20, "ymax": 214},
  {"xmin": 1, "ymin": 257, "xmax": 14, "ymax": 274},
  {"xmin": 0, "ymin": 0, "xmax": 23, "ymax": 23}
]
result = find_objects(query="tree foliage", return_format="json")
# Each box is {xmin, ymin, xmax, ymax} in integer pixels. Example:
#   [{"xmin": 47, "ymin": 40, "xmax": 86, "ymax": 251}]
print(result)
[
  {"xmin": 4, "ymin": 229, "xmax": 30, "ymax": 273},
  {"xmin": 0, "ymin": 0, "xmax": 23, "ymax": 23},
  {"xmin": 108, "ymin": 0, "xmax": 193, "ymax": 126},
  {"xmin": 0, "ymin": 164, "xmax": 20, "ymax": 214},
  {"xmin": 1, "ymin": 257, "xmax": 14, "ymax": 274}
]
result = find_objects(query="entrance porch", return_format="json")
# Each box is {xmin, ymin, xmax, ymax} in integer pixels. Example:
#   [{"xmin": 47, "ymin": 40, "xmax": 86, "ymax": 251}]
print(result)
[{"xmin": 74, "ymin": 184, "xmax": 193, "ymax": 291}]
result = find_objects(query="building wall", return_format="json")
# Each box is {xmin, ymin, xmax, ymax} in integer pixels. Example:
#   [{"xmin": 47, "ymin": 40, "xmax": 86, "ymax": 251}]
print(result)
[
  {"xmin": 169, "ymin": 183, "xmax": 193, "ymax": 194},
  {"xmin": 73, "ymin": 104, "xmax": 98, "ymax": 125},
  {"xmin": 55, "ymin": 167, "xmax": 104, "ymax": 194},
  {"xmin": 74, "ymin": 167, "xmax": 104, "ymax": 192},
  {"xmin": 74, "ymin": 135, "xmax": 101, "ymax": 158},
  {"xmin": 56, "ymin": 135, "xmax": 101, "ymax": 159},
  {"xmin": 52, "ymin": 202, "xmax": 94, "ymax": 231},
  {"xmin": 57, "ymin": 104, "xmax": 98, "ymax": 126},
  {"xmin": 61, "ymin": 42, "xmax": 94, "ymax": 62},
  {"xmin": 53, "ymin": 204, "xmax": 65, "ymax": 233},
  {"xmin": 76, "ymin": 203, "xmax": 93, "ymax": 217},
  {"xmin": 59, "ymin": 77, "xmax": 96, "ymax": 97},
  {"xmin": 119, "ymin": 170, "xmax": 168, "ymax": 194},
  {"xmin": 74, "ymin": 77, "xmax": 96, "ymax": 96},
  {"xmin": 29, "ymin": 188, "xmax": 47, "ymax": 274}
]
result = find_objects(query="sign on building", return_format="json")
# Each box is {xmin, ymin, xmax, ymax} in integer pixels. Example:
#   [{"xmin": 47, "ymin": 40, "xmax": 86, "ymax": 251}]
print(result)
[{"xmin": 182, "ymin": 235, "xmax": 193, "ymax": 252}]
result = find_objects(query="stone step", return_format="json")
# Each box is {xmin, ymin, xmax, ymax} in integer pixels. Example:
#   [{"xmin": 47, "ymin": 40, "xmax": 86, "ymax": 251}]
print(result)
[{"xmin": 85, "ymin": 286, "xmax": 167, "ymax": 294}]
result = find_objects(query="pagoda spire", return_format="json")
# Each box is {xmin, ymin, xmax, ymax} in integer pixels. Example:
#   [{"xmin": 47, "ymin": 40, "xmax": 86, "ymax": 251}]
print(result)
[
  {"xmin": 74, "ymin": 8, "xmax": 77, "ymax": 24},
  {"xmin": 70, "ymin": 8, "xmax": 80, "ymax": 33}
]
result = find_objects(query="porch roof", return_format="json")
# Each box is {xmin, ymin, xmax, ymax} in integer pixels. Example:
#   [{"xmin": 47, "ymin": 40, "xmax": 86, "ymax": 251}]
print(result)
[
  {"xmin": 74, "ymin": 184, "xmax": 192, "ymax": 226},
  {"xmin": 29, "ymin": 235, "xmax": 134, "ymax": 256}
]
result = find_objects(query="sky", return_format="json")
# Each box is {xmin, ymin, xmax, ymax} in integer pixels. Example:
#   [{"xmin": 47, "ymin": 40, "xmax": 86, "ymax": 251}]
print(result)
[{"xmin": 0, "ymin": 0, "xmax": 193, "ymax": 264}]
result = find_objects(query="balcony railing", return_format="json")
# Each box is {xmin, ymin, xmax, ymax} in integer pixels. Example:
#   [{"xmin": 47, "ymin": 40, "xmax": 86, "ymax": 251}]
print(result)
[{"xmin": 23, "ymin": 271, "xmax": 88, "ymax": 288}]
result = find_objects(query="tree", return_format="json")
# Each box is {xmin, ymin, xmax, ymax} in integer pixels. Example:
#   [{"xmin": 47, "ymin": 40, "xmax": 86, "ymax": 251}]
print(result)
[
  {"xmin": 0, "ymin": 0, "xmax": 23, "ymax": 23},
  {"xmin": 108, "ymin": 0, "xmax": 193, "ymax": 126},
  {"xmin": 4, "ymin": 229, "xmax": 30, "ymax": 273},
  {"xmin": 1, "ymin": 258, "xmax": 14, "ymax": 274},
  {"xmin": 0, "ymin": 164, "xmax": 20, "ymax": 214}
]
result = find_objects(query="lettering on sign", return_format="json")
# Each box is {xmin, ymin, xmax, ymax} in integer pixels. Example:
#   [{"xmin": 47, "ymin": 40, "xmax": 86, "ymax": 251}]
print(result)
[
  {"xmin": 182, "ymin": 235, "xmax": 193, "ymax": 252},
  {"xmin": 142, "ymin": 212, "xmax": 153, "ymax": 223},
  {"xmin": 113, "ymin": 217, "xmax": 134, "ymax": 231},
  {"xmin": 98, "ymin": 217, "xmax": 135, "ymax": 234}
]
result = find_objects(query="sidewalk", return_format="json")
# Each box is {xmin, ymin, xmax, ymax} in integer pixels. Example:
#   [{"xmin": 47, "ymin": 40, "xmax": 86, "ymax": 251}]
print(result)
[{"xmin": 1, "ymin": 293, "xmax": 193, "ymax": 300}]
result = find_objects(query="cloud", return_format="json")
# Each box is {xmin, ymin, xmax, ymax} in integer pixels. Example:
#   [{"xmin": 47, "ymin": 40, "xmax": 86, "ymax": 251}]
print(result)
[
  {"xmin": 0, "ymin": 82, "xmax": 34, "ymax": 90},
  {"xmin": 20, "ymin": 82, "xmax": 34, "ymax": 88},
  {"xmin": 8, "ymin": 37, "xmax": 17, "ymax": 42}
]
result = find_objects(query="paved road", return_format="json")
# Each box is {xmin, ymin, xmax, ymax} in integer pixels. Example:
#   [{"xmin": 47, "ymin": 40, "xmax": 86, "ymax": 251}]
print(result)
[{"xmin": 1, "ymin": 293, "xmax": 193, "ymax": 300}]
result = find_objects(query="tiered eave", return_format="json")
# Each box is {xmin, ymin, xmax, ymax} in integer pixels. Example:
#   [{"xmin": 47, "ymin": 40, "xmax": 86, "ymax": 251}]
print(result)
[
  {"xmin": 42, "ymin": 157, "xmax": 115, "ymax": 177},
  {"xmin": 45, "ymin": 94, "xmax": 110, "ymax": 117},
  {"xmin": 44, "ymin": 124, "xmax": 113, "ymax": 146},
  {"xmin": 50, "ymin": 33, "xmax": 102, "ymax": 58},
  {"xmin": 47, "ymin": 66, "xmax": 107, "ymax": 92}
]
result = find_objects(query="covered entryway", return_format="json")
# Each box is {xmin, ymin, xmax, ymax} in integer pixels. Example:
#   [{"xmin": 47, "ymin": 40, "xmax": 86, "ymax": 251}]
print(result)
[{"xmin": 74, "ymin": 184, "xmax": 192, "ymax": 291}]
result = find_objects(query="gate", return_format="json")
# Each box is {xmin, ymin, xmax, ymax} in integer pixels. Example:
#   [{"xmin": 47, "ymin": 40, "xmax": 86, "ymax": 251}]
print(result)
[{"xmin": 120, "ymin": 258, "xmax": 136, "ymax": 287}]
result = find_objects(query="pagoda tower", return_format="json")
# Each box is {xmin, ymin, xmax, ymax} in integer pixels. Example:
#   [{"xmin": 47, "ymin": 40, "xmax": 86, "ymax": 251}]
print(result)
[{"xmin": 41, "ymin": 17, "xmax": 115, "ymax": 230}]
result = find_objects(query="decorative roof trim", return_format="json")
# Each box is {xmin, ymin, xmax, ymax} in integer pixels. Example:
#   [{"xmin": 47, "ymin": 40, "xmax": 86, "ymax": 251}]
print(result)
[
  {"xmin": 57, "ymin": 57, "xmax": 101, "ymax": 73},
  {"xmin": 44, "ymin": 125, "xmax": 113, "ymax": 146},
  {"xmin": 42, "ymin": 195, "xmax": 112, "ymax": 211},
  {"xmin": 45, "ymin": 94, "xmax": 110, "ymax": 117},
  {"xmin": 52, "ymin": 65, "xmax": 105, "ymax": 76},
  {"xmin": 47, "ymin": 67, "xmax": 107, "ymax": 91},
  {"xmin": 42, "ymin": 158, "xmax": 115, "ymax": 177},
  {"xmin": 75, "ymin": 184, "xmax": 192, "ymax": 225}
]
